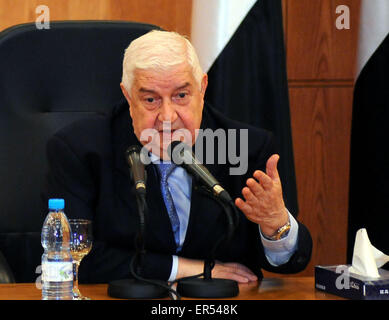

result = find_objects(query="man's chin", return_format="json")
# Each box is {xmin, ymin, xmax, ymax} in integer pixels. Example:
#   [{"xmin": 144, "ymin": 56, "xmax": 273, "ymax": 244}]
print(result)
[
  {"xmin": 140, "ymin": 133, "xmax": 193, "ymax": 160},
  {"xmin": 160, "ymin": 130, "xmax": 194, "ymax": 146}
]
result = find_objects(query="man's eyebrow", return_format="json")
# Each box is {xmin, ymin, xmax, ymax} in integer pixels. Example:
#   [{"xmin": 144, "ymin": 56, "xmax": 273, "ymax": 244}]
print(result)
[
  {"xmin": 138, "ymin": 83, "xmax": 191, "ymax": 93},
  {"xmin": 138, "ymin": 88, "xmax": 156, "ymax": 94},
  {"xmin": 175, "ymin": 83, "xmax": 191, "ymax": 90}
]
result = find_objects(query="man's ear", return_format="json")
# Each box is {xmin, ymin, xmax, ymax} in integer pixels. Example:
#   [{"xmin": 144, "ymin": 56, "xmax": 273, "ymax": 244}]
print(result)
[
  {"xmin": 120, "ymin": 83, "xmax": 131, "ymax": 103},
  {"xmin": 200, "ymin": 74, "xmax": 208, "ymax": 96}
]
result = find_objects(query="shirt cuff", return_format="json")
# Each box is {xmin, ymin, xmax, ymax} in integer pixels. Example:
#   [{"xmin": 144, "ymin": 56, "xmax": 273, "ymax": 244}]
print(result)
[
  {"xmin": 168, "ymin": 255, "xmax": 179, "ymax": 281},
  {"xmin": 259, "ymin": 209, "xmax": 299, "ymax": 266}
]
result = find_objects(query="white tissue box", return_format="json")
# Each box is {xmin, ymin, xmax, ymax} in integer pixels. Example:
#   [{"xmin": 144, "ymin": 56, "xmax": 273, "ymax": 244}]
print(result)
[{"xmin": 315, "ymin": 265, "xmax": 389, "ymax": 300}]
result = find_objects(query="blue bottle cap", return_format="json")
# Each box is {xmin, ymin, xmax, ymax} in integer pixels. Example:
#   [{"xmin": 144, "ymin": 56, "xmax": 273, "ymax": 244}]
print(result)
[{"xmin": 48, "ymin": 198, "xmax": 65, "ymax": 210}]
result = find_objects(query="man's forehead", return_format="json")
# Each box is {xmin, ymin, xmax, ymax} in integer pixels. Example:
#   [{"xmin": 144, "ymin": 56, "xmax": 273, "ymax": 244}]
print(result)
[
  {"xmin": 138, "ymin": 82, "xmax": 191, "ymax": 93},
  {"xmin": 132, "ymin": 66, "xmax": 196, "ymax": 91}
]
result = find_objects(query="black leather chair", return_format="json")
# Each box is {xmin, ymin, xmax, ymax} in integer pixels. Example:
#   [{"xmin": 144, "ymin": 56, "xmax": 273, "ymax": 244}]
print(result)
[
  {"xmin": 0, "ymin": 251, "xmax": 14, "ymax": 283},
  {"xmin": 0, "ymin": 21, "xmax": 160, "ymax": 282}
]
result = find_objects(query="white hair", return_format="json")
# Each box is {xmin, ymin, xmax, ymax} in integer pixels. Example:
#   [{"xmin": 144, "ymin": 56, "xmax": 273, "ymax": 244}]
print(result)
[{"xmin": 121, "ymin": 30, "xmax": 204, "ymax": 94}]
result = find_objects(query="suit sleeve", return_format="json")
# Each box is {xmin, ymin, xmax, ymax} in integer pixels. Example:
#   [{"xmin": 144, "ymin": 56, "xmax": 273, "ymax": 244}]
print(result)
[
  {"xmin": 252, "ymin": 131, "xmax": 313, "ymax": 274},
  {"xmin": 41, "ymin": 134, "xmax": 173, "ymax": 283}
]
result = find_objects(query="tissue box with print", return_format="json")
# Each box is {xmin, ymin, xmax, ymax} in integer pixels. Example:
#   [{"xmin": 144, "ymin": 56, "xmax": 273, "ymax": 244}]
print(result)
[
  {"xmin": 315, "ymin": 265, "xmax": 389, "ymax": 300},
  {"xmin": 315, "ymin": 229, "xmax": 389, "ymax": 300}
]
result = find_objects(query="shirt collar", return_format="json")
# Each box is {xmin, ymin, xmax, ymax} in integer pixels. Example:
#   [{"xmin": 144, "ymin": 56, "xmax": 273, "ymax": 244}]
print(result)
[{"xmin": 148, "ymin": 151, "xmax": 172, "ymax": 165}]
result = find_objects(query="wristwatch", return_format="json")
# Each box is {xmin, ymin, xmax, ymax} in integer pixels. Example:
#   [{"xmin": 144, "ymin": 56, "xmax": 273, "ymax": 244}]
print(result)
[{"xmin": 263, "ymin": 219, "xmax": 291, "ymax": 241}]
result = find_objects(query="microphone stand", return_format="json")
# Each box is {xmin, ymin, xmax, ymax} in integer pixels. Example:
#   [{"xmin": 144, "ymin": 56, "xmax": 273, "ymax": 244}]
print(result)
[
  {"xmin": 176, "ymin": 185, "xmax": 240, "ymax": 298},
  {"xmin": 107, "ymin": 189, "xmax": 175, "ymax": 299}
]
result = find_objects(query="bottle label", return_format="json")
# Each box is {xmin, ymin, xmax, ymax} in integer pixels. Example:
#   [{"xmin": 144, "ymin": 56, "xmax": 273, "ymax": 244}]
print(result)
[{"xmin": 42, "ymin": 261, "xmax": 73, "ymax": 282}]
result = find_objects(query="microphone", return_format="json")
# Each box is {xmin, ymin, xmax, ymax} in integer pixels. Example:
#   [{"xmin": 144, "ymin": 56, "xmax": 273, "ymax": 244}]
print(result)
[
  {"xmin": 125, "ymin": 145, "xmax": 147, "ymax": 195},
  {"xmin": 109, "ymin": 145, "xmax": 171, "ymax": 299},
  {"xmin": 168, "ymin": 141, "xmax": 239, "ymax": 298},
  {"xmin": 168, "ymin": 141, "xmax": 232, "ymax": 203}
]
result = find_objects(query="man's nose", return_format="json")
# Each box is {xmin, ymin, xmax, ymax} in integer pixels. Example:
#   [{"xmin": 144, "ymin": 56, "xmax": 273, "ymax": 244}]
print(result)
[{"xmin": 158, "ymin": 100, "xmax": 178, "ymax": 123}]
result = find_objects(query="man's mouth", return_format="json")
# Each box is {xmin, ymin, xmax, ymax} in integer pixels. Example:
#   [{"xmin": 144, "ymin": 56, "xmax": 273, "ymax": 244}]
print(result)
[{"xmin": 158, "ymin": 129, "xmax": 179, "ymax": 134}]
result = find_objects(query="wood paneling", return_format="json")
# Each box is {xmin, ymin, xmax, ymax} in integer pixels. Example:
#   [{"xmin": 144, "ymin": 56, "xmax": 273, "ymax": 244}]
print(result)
[
  {"xmin": 287, "ymin": 0, "xmax": 360, "ymax": 80},
  {"xmin": 289, "ymin": 86, "xmax": 353, "ymax": 274},
  {"xmin": 0, "ymin": 0, "xmax": 192, "ymax": 35},
  {"xmin": 265, "ymin": 0, "xmax": 360, "ymax": 277},
  {"xmin": 263, "ymin": 85, "xmax": 354, "ymax": 278}
]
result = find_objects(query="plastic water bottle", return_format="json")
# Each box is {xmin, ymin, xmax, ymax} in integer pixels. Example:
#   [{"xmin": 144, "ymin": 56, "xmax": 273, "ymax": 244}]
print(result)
[{"xmin": 41, "ymin": 198, "xmax": 74, "ymax": 300}]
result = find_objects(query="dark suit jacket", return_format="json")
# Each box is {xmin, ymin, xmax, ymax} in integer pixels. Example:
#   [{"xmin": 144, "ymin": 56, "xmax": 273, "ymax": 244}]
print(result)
[{"xmin": 41, "ymin": 99, "xmax": 312, "ymax": 283}]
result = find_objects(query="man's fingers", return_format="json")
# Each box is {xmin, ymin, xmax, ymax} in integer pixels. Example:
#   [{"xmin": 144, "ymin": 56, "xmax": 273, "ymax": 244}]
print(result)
[
  {"xmin": 266, "ymin": 154, "xmax": 280, "ymax": 180},
  {"xmin": 242, "ymin": 185, "xmax": 258, "ymax": 202},
  {"xmin": 213, "ymin": 272, "xmax": 250, "ymax": 283},
  {"xmin": 235, "ymin": 197, "xmax": 252, "ymax": 215},
  {"xmin": 212, "ymin": 262, "xmax": 258, "ymax": 283},
  {"xmin": 246, "ymin": 177, "xmax": 268, "ymax": 198},
  {"xmin": 223, "ymin": 262, "xmax": 257, "ymax": 277},
  {"xmin": 223, "ymin": 263, "xmax": 257, "ymax": 282},
  {"xmin": 253, "ymin": 170, "xmax": 273, "ymax": 190}
]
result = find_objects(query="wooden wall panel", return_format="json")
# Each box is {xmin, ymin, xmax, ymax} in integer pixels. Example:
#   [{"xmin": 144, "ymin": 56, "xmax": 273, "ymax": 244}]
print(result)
[
  {"xmin": 287, "ymin": 0, "xmax": 360, "ymax": 80},
  {"xmin": 265, "ymin": 0, "xmax": 360, "ymax": 277},
  {"xmin": 263, "ymin": 85, "xmax": 354, "ymax": 278},
  {"xmin": 289, "ymin": 86, "xmax": 354, "ymax": 274},
  {"xmin": 0, "ymin": 0, "xmax": 192, "ymax": 36}
]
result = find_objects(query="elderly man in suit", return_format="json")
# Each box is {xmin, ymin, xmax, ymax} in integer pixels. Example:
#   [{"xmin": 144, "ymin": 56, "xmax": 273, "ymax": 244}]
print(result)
[{"xmin": 42, "ymin": 30, "xmax": 312, "ymax": 283}]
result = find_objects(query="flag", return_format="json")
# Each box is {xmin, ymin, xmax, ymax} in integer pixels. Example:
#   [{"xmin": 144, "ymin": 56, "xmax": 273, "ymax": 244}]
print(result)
[
  {"xmin": 191, "ymin": 0, "xmax": 299, "ymax": 215},
  {"xmin": 347, "ymin": 0, "xmax": 389, "ymax": 264}
]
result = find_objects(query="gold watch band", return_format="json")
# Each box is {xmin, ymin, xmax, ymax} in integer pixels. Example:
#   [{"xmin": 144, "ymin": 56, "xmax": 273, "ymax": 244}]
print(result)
[{"xmin": 264, "ymin": 219, "xmax": 291, "ymax": 241}]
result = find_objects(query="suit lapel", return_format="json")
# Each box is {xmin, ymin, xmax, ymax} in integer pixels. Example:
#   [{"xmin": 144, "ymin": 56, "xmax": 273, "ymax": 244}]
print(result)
[
  {"xmin": 111, "ymin": 101, "xmax": 176, "ymax": 251},
  {"xmin": 181, "ymin": 106, "xmax": 230, "ymax": 254}
]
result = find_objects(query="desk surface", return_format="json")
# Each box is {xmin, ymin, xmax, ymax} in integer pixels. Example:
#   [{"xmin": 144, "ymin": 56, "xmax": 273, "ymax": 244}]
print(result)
[{"xmin": 0, "ymin": 277, "xmax": 343, "ymax": 300}]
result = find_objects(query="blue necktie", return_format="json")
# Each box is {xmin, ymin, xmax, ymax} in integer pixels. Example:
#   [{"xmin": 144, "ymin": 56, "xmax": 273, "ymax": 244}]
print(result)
[{"xmin": 157, "ymin": 162, "xmax": 181, "ymax": 251}]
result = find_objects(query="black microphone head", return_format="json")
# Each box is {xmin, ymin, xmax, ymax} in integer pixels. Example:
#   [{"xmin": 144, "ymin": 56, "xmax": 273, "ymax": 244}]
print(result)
[
  {"xmin": 125, "ymin": 145, "xmax": 143, "ymax": 168},
  {"xmin": 167, "ymin": 140, "xmax": 181, "ymax": 160},
  {"xmin": 168, "ymin": 141, "xmax": 224, "ymax": 195},
  {"xmin": 125, "ymin": 145, "xmax": 148, "ymax": 194},
  {"xmin": 169, "ymin": 140, "xmax": 182, "ymax": 149},
  {"xmin": 125, "ymin": 145, "xmax": 141, "ymax": 157},
  {"xmin": 125, "ymin": 145, "xmax": 151, "ymax": 167}
]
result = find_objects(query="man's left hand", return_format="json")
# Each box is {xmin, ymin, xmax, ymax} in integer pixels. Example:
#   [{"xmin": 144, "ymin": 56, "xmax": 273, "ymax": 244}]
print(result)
[{"xmin": 235, "ymin": 154, "xmax": 289, "ymax": 238}]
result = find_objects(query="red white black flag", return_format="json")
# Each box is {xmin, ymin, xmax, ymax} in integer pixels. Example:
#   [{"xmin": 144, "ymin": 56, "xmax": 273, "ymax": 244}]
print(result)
[
  {"xmin": 191, "ymin": 0, "xmax": 299, "ymax": 215},
  {"xmin": 347, "ymin": 0, "xmax": 389, "ymax": 263}
]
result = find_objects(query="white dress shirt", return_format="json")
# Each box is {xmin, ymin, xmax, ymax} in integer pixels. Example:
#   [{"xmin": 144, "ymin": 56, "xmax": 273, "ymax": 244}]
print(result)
[{"xmin": 149, "ymin": 153, "xmax": 299, "ymax": 281}]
